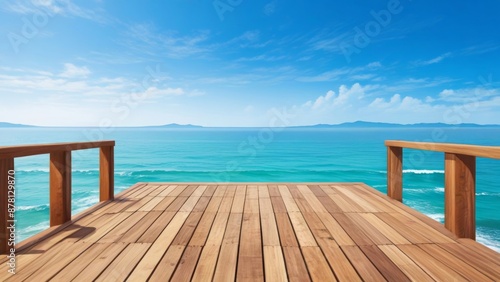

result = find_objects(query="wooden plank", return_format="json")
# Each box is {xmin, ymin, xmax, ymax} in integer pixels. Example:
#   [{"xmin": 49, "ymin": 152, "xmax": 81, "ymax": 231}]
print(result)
[
  {"xmin": 302, "ymin": 246, "xmax": 337, "ymax": 281},
  {"xmin": 268, "ymin": 184, "xmax": 280, "ymax": 197},
  {"xmin": 170, "ymin": 246, "xmax": 202, "ymax": 282},
  {"xmin": 385, "ymin": 140, "xmax": 500, "ymax": 160},
  {"xmin": 152, "ymin": 196, "xmax": 176, "ymax": 211},
  {"xmin": 376, "ymin": 213, "xmax": 433, "ymax": 244},
  {"xmin": 191, "ymin": 244, "xmax": 221, "ymax": 282},
  {"xmin": 360, "ymin": 244, "xmax": 410, "ymax": 281},
  {"xmin": 302, "ymin": 212, "xmax": 337, "ymax": 246},
  {"xmin": 148, "ymin": 245, "xmax": 185, "ymax": 282},
  {"xmin": 168, "ymin": 184, "xmax": 188, "ymax": 197},
  {"xmin": 213, "ymin": 185, "xmax": 228, "ymax": 197},
  {"xmin": 275, "ymin": 212, "xmax": 299, "ymax": 247},
  {"xmin": 419, "ymin": 244, "xmax": 493, "ymax": 281},
  {"xmin": 42, "ymin": 243, "xmax": 110, "ymax": 281},
  {"xmin": 121, "ymin": 211, "xmax": 161, "ymax": 243},
  {"xmin": 0, "ymin": 157, "xmax": 14, "ymax": 254},
  {"xmin": 445, "ymin": 153, "xmax": 476, "ymax": 239},
  {"xmin": 288, "ymin": 212, "xmax": 317, "ymax": 247},
  {"xmin": 224, "ymin": 185, "xmax": 237, "ymax": 198},
  {"xmin": 179, "ymin": 196, "xmax": 201, "ymax": 212},
  {"xmin": 388, "ymin": 212, "xmax": 456, "ymax": 244},
  {"xmin": 279, "ymin": 185, "xmax": 300, "ymax": 212},
  {"xmin": 149, "ymin": 184, "xmax": 169, "ymax": 197},
  {"xmin": 261, "ymin": 212, "xmax": 280, "ymax": 246},
  {"xmin": 297, "ymin": 185, "xmax": 329, "ymax": 213},
  {"xmin": 0, "ymin": 140, "xmax": 115, "ymax": 158},
  {"xmin": 319, "ymin": 244, "xmax": 361, "ymax": 281},
  {"xmin": 316, "ymin": 212, "xmax": 355, "ymax": 246},
  {"xmin": 22, "ymin": 241, "xmax": 92, "ymax": 281},
  {"xmin": 99, "ymin": 145, "xmax": 114, "ymax": 201},
  {"xmin": 387, "ymin": 146, "xmax": 403, "ymax": 201},
  {"xmin": 213, "ymin": 244, "xmax": 239, "ymax": 282},
  {"xmin": 179, "ymin": 184, "xmax": 198, "ymax": 197},
  {"xmin": 263, "ymin": 245, "xmax": 287, "ymax": 282},
  {"xmin": 50, "ymin": 150, "xmax": 72, "ymax": 226},
  {"xmin": 221, "ymin": 213, "xmax": 243, "ymax": 245},
  {"xmin": 137, "ymin": 211, "xmax": 176, "ymax": 243},
  {"xmin": 237, "ymin": 213, "xmax": 264, "ymax": 281},
  {"xmin": 231, "ymin": 185, "xmax": 246, "ymax": 213},
  {"xmin": 325, "ymin": 189, "xmax": 363, "ymax": 212},
  {"xmin": 282, "ymin": 246, "xmax": 311, "ymax": 282},
  {"xmin": 332, "ymin": 213, "xmax": 374, "ymax": 246},
  {"xmin": 189, "ymin": 212, "xmax": 218, "ymax": 246},
  {"xmin": 341, "ymin": 245, "xmax": 386, "ymax": 282},
  {"xmin": 218, "ymin": 195, "xmax": 234, "ymax": 213},
  {"xmin": 398, "ymin": 244, "xmax": 467, "ymax": 281},
  {"xmin": 258, "ymin": 184, "xmax": 270, "ymax": 198},
  {"xmin": 205, "ymin": 212, "xmax": 230, "ymax": 246},
  {"xmin": 202, "ymin": 185, "xmax": 217, "ymax": 196},
  {"xmin": 270, "ymin": 196, "xmax": 287, "ymax": 213},
  {"xmin": 438, "ymin": 242, "xmax": 500, "ymax": 280},
  {"xmin": 127, "ymin": 211, "xmax": 190, "ymax": 280},
  {"xmin": 213, "ymin": 213, "xmax": 242, "ymax": 281},
  {"xmin": 359, "ymin": 213, "xmax": 410, "ymax": 245},
  {"xmin": 99, "ymin": 212, "xmax": 147, "ymax": 243},
  {"xmin": 157, "ymin": 185, "xmax": 177, "ymax": 197},
  {"xmin": 72, "ymin": 243, "xmax": 127, "ymax": 282},
  {"xmin": 246, "ymin": 185, "xmax": 258, "ymax": 199},
  {"xmin": 347, "ymin": 213, "xmax": 392, "ymax": 245},
  {"xmin": 458, "ymin": 238, "xmax": 500, "ymax": 265},
  {"xmin": 166, "ymin": 196, "xmax": 189, "ymax": 212},
  {"xmin": 96, "ymin": 243, "xmax": 150, "ymax": 281},
  {"xmin": 138, "ymin": 196, "xmax": 164, "ymax": 212},
  {"xmin": 80, "ymin": 212, "xmax": 133, "ymax": 243},
  {"xmin": 171, "ymin": 212, "xmax": 204, "ymax": 246},
  {"xmin": 378, "ymin": 245, "xmax": 434, "ymax": 281},
  {"xmin": 335, "ymin": 184, "xmax": 380, "ymax": 212},
  {"xmin": 192, "ymin": 196, "xmax": 211, "ymax": 212}
]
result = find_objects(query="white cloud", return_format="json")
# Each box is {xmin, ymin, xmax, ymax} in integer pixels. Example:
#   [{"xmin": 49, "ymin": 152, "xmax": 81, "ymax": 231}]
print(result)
[
  {"xmin": 60, "ymin": 63, "xmax": 91, "ymax": 78},
  {"xmin": 2, "ymin": 0, "xmax": 110, "ymax": 23},
  {"xmin": 417, "ymin": 52, "xmax": 452, "ymax": 65}
]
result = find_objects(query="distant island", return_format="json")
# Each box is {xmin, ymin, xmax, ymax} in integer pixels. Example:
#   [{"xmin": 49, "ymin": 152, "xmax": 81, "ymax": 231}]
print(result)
[
  {"xmin": 0, "ymin": 122, "xmax": 36, "ymax": 128},
  {"xmin": 289, "ymin": 121, "xmax": 500, "ymax": 129},
  {"xmin": 1, "ymin": 121, "xmax": 500, "ymax": 128}
]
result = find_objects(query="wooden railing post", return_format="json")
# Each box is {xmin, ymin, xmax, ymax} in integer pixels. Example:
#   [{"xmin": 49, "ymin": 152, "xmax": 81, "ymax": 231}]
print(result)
[
  {"xmin": 0, "ymin": 158, "xmax": 14, "ymax": 255},
  {"xmin": 387, "ymin": 146, "xmax": 403, "ymax": 202},
  {"xmin": 100, "ymin": 145, "xmax": 114, "ymax": 201},
  {"xmin": 445, "ymin": 153, "xmax": 476, "ymax": 239},
  {"xmin": 50, "ymin": 151, "xmax": 72, "ymax": 226}
]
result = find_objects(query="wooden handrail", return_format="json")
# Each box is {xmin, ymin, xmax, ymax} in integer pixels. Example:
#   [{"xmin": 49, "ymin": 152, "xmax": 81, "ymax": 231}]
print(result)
[
  {"xmin": 0, "ymin": 141, "xmax": 115, "ymax": 254},
  {"xmin": 385, "ymin": 140, "xmax": 499, "ymax": 240}
]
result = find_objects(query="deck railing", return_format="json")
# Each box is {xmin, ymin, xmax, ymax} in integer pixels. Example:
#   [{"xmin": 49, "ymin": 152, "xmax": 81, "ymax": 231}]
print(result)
[
  {"xmin": 386, "ymin": 140, "xmax": 500, "ymax": 240},
  {"xmin": 0, "ymin": 141, "xmax": 115, "ymax": 254}
]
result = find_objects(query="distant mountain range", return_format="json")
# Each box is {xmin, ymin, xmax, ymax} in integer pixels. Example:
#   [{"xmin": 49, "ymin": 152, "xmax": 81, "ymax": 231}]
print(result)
[
  {"xmin": 0, "ymin": 122, "xmax": 35, "ymax": 128},
  {"xmin": 289, "ymin": 121, "xmax": 500, "ymax": 128},
  {"xmin": 1, "ymin": 121, "xmax": 499, "ymax": 128}
]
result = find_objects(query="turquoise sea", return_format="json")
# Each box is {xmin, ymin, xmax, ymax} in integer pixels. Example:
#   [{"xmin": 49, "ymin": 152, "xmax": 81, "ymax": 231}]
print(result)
[{"xmin": 1, "ymin": 127, "xmax": 499, "ymax": 251}]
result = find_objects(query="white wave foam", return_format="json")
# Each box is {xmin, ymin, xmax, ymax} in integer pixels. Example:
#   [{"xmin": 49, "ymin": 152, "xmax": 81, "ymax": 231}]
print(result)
[
  {"xmin": 425, "ymin": 213, "xmax": 445, "ymax": 223},
  {"xmin": 403, "ymin": 169, "xmax": 444, "ymax": 174},
  {"xmin": 19, "ymin": 221, "xmax": 49, "ymax": 235},
  {"xmin": 16, "ymin": 204, "xmax": 49, "ymax": 211},
  {"xmin": 434, "ymin": 187, "xmax": 445, "ymax": 193},
  {"xmin": 476, "ymin": 233, "xmax": 500, "ymax": 252}
]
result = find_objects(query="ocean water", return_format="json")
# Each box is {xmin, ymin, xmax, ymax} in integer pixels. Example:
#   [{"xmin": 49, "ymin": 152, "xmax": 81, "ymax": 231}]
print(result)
[{"xmin": 1, "ymin": 127, "xmax": 499, "ymax": 251}]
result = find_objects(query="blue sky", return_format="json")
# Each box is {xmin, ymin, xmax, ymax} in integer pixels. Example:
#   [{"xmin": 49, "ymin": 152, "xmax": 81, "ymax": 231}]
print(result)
[{"xmin": 0, "ymin": 0, "xmax": 499, "ymax": 126}]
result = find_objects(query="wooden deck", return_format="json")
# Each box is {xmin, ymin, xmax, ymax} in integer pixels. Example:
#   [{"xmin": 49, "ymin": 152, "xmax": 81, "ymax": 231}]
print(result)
[{"xmin": 2, "ymin": 183, "xmax": 500, "ymax": 281}]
